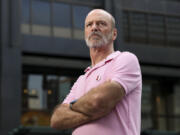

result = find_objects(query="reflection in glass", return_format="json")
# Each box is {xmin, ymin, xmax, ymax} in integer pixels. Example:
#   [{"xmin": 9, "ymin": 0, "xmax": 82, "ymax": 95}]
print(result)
[
  {"xmin": 22, "ymin": 0, "xmax": 30, "ymax": 24},
  {"xmin": 31, "ymin": 0, "xmax": 51, "ymax": 36},
  {"xmin": 21, "ymin": 0, "xmax": 30, "ymax": 34},
  {"xmin": 53, "ymin": 3, "xmax": 71, "ymax": 27},
  {"xmin": 59, "ymin": 76, "xmax": 72, "ymax": 103},
  {"xmin": 167, "ymin": 17, "xmax": 180, "ymax": 47},
  {"xmin": 73, "ymin": 6, "xmax": 92, "ymax": 29},
  {"xmin": 52, "ymin": 2, "xmax": 71, "ymax": 38},
  {"xmin": 28, "ymin": 75, "xmax": 43, "ymax": 109},
  {"xmin": 21, "ymin": 0, "xmax": 94, "ymax": 40},
  {"xmin": 73, "ymin": 6, "xmax": 92, "ymax": 39},
  {"xmin": 32, "ymin": 0, "xmax": 50, "ymax": 25},
  {"xmin": 21, "ymin": 73, "xmax": 76, "ymax": 126},
  {"xmin": 141, "ymin": 83, "xmax": 153, "ymax": 131}
]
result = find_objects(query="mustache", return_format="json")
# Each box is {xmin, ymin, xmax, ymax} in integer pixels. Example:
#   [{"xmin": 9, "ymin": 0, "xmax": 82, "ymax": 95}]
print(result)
[{"xmin": 88, "ymin": 32, "xmax": 103, "ymax": 39}]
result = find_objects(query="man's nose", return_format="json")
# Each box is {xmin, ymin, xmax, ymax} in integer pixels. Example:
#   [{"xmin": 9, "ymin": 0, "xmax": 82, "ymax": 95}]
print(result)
[{"xmin": 91, "ymin": 23, "xmax": 98, "ymax": 32}]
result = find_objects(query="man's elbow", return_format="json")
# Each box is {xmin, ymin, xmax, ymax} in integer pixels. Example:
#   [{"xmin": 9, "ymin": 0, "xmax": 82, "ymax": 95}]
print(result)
[
  {"xmin": 50, "ymin": 115, "xmax": 59, "ymax": 129},
  {"xmin": 50, "ymin": 115, "xmax": 64, "ymax": 130},
  {"xmin": 50, "ymin": 122, "xmax": 58, "ymax": 129}
]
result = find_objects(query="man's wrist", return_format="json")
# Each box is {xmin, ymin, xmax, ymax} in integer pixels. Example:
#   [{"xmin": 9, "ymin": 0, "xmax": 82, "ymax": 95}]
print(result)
[
  {"xmin": 69, "ymin": 99, "xmax": 92, "ymax": 117},
  {"xmin": 69, "ymin": 99, "xmax": 77, "ymax": 110}
]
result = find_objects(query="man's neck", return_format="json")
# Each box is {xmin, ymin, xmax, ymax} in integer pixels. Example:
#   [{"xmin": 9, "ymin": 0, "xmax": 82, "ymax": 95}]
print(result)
[{"xmin": 90, "ymin": 45, "xmax": 114, "ymax": 67}]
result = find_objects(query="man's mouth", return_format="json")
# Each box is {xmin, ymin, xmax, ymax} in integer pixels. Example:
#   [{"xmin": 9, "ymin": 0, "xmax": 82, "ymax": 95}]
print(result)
[{"xmin": 89, "ymin": 34, "xmax": 101, "ymax": 39}]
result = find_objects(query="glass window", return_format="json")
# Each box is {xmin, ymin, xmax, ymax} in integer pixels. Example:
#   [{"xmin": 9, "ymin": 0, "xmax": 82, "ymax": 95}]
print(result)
[
  {"xmin": 72, "ymin": 5, "xmax": 92, "ymax": 39},
  {"xmin": 21, "ymin": 0, "xmax": 31, "ymax": 34},
  {"xmin": 21, "ymin": 73, "xmax": 76, "ymax": 126},
  {"xmin": 53, "ymin": 3, "xmax": 71, "ymax": 27},
  {"xmin": 141, "ymin": 82, "xmax": 153, "ymax": 131},
  {"xmin": 31, "ymin": 0, "xmax": 51, "ymax": 36},
  {"xmin": 122, "ymin": 11, "xmax": 180, "ymax": 46},
  {"xmin": 141, "ymin": 78, "xmax": 180, "ymax": 132},
  {"xmin": 148, "ymin": 15, "xmax": 165, "ymax": 45},
  {"xmin": 129, "ymin": 12, "xmax": 147, "ymax": 43},
  {"xmin": 174, "ymin": 83, "xmax": 180, "ymax": 132},
  {"xmin": 22, "ymin": 0, "xmax": 30, "ymax": 24},
  {"xmin": 28, "ymin": 75, "xmax": 44, "ymax": 109},
  {"xmin": 167, "ymin": 17, "xmax": 180, "ymax": 47},
  {"xmin": 32, "ymin": 0, "xmax": 50, "ymax": 25},
  {"xmin": 73, "ymin": 6, "xmax": 92, "ymax": 30},
  {"xmin": 122, "ymin": 11, "xmax": 130, "ymax": 41}
]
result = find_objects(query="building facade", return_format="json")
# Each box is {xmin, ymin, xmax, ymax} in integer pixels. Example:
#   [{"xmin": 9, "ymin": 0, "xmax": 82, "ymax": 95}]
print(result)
[{"xmin": 0, "ymin": 0, "xmax": 180, "ymax": 135}]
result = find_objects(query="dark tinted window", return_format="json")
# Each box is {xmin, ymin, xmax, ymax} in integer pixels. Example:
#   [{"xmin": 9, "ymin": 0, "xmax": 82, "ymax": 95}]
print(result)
[
  {"xmin": 32, "ymin": 0, "xmax": 50, "ymax": 25},
  {"xmin": 53, "ymin": 3, "xmax": 71, "ymax": 27},
  {"xmin": 22, "ymin": 0, "xmax": 30, "ymax": 23},
  {"xmin": 73, "ymin": 6, "xmax": 92, "ymax": 29}
]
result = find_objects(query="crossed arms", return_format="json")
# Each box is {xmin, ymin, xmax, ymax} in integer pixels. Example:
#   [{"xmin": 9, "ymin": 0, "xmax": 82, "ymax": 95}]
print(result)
[{"xmin": 50, "ymin": 80, "xmax": 125, "ymax": 130}]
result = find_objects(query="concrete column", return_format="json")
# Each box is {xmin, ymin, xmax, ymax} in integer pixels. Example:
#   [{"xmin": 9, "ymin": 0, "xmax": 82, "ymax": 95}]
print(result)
[{"xmin": 0, "ymin": 0, "xmax": 22, "ymax": 135}]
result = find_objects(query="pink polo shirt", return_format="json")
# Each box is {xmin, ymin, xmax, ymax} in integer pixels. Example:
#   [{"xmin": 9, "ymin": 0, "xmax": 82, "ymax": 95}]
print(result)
[{"xmin": 63, "ymin": 51, "xmax": 142, "ymax": 135}]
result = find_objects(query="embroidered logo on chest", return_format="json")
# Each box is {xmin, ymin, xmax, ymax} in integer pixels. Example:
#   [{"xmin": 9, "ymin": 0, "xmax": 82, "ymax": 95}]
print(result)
[{"xmin": 96, "ymin": 75, "xmax": 101, "ymax": 81}]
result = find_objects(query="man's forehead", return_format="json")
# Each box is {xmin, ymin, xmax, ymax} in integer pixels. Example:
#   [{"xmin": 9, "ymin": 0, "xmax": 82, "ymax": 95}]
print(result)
[
  {"xmin": 85, "ymin": 10, "xmax": 111, "ymax": 23},
  {"xmin": 85, "ymin": 15, "xmax": 109, "ymax": 23},
  {"xmin": 87, "ymin": 9, "xmax": 111, "ymax": 17}
]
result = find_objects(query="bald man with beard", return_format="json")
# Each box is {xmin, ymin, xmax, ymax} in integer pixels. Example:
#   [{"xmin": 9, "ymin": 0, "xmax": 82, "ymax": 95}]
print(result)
[{"xmin": 50, "ymin": 9, "xmax": 142, "ymax": 135}]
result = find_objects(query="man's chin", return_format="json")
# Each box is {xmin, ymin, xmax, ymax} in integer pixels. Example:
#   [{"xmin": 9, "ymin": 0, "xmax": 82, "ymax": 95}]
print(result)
[
  {"xmin": 86, "ymin": 39, "xmax": 108, "ymax": 48},
  {"xmin": 88, "ymin": 43, "xmax": 106, "ymax": 48}
]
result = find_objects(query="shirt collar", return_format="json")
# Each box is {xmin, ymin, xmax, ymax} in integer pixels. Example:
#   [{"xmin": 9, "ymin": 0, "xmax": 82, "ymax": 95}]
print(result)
[{"xmin": 84, "ymin": 51, "xmax": 121, "ymax": 72}]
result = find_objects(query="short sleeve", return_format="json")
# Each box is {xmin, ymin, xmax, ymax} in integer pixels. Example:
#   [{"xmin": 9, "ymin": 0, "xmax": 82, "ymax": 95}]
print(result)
[
  {"xmin": 62, "ymin": 76, "xmax": 83, "ymax": 104},
  {"xmin": 111, "ymin": 52, "xmax": 142, "ymax": 95}
]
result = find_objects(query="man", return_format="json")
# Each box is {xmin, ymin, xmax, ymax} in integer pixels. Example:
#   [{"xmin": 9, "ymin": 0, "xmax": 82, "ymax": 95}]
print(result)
[{"xmin": 50, "ymin": 9, "xmax": 142, "ymax": 135}]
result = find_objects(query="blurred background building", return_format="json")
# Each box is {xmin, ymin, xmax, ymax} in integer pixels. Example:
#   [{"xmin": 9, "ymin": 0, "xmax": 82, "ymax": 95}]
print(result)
[{"xmin": 0, "ymin": 0, "xmax": 180, "ymax": 135}]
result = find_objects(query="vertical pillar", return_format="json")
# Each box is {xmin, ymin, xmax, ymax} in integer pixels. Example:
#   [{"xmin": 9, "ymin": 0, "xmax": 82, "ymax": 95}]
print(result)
[
  {"xmin": 111, "ymin": 0, "xmax": 125, "ymax": 51},
  {"xmin": 104, "ymin": 0, "xmax": 113, "ymax": 13},
  {"xmin": 0, "ymin": 0, "xmax": 22, "ymax": 135}
]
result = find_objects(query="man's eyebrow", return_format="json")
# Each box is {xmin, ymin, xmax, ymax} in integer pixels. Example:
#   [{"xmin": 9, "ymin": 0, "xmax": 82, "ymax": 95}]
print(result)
[{"xmin": 85, "ymin": 21, "xmax": 92, "ymax": 24}]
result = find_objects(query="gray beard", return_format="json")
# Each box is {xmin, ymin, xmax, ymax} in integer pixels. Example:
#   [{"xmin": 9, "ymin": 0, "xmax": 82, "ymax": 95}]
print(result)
[{"xmin": 85, "ymin": 32, "xmax": 113, "ymax": 48}]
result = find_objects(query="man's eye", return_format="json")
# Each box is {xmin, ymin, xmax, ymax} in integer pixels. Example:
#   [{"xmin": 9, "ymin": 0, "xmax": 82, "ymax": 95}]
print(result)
[
  {"xmin": 86, "ymin": 23, "xmax": 92, "ymax": 27},
  {"xmin": 100, "ymin": 22, "xmax": 106, "ymax": 26}
]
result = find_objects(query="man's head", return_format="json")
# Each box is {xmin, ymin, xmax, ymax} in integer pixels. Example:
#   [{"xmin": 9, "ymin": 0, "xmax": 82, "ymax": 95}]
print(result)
[{"xmin": 84, "ymin": 9, "xmax": 117, "ymax": 48}]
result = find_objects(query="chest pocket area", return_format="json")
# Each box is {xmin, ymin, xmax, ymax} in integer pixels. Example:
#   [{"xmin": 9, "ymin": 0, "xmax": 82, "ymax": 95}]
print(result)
[{"xmin": 84, "ymin": 67, "xmax": 106, "ymax": 93}]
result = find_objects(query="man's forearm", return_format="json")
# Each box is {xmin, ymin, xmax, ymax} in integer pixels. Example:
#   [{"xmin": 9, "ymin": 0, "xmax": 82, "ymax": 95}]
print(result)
[
  {"xmin": 50, "ymin": 104, "xmax": 92, "ymax": 130},
  {"xmin": 71, "ymin": 80, "xmax": 125, "ymax": 119}
]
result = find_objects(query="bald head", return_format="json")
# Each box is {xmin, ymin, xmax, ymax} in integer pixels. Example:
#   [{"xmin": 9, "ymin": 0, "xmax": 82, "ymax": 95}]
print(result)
[
  {"xmin": 85, "ymin": 9, "xmax": 116, "ymax": 29},
  {"xmin": 84, "ymin": 9, "xmax": 117, "ymax": 48}
]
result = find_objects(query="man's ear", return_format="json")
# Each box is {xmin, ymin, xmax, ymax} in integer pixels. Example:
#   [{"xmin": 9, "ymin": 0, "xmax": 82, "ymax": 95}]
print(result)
[{"xmin": 112, "ymin": 28, "xmax": 117, "ymax": 40}]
